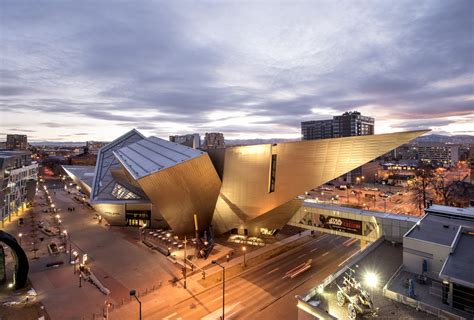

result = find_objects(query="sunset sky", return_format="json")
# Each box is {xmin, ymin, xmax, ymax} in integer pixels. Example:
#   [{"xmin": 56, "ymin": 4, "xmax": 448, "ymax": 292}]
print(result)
[{"xmin": 1, "ymin": 1, "xmax": 473, "ymax": 142}]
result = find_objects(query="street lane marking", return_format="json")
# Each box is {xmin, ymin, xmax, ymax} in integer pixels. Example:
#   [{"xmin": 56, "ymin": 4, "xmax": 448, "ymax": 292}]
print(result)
[
  {"xmin": 267, "ymin": 267, "xmax": 280, "ymax": 275},
  {"xmin": 337, "ymin": 250, "xmax": 360, "ymax": 267},
  {"xmin": 201, "ymin": 302, "xmax": 241, "ymax": 320},
  {"xmin": 322, "ymin": 251, "xmax": 329, "ymax": 257},
  {"xmin": 211, "ymin": 296, "xmax": 221, "ymax": 302},
  {"xmin": 310, "ymin": 247, "xmax": 318, "ymax": 252},
  {"xmin": 297, "ymin": 254, "xmax": 306, "ymax": 259},
  {"xmin": 163, "ymin": 312, "xmax": 177, "ymax": 320}
]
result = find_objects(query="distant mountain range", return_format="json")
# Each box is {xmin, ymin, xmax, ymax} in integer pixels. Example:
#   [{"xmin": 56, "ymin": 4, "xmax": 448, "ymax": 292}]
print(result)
[
  {"xmin": 28, "ymin": 134, "xmax": 474, "ymax": 147},
  {"xmin": 413, "ymin": 134, "xmax": 474, "ymax": 144}
]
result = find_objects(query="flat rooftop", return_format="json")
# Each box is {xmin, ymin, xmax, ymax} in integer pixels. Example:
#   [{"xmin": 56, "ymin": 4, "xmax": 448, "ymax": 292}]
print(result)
[
  {"xmin": 440, "ymin": 227, "xmax": 474, "ymax": 288},
  {"xmin": 62, "ymin": 165, "xmax": 95, "ymax": 189},
  {"xmin": 405, "ymin": 213, "xmax": 474, "ymax": 246},
  {"xmin": 426, "ymin": 204, "xmax": 474, "ymax": 218},
  {"xmin": 114, "ymin": 136, "xmax": 205, "ymax": 180}
]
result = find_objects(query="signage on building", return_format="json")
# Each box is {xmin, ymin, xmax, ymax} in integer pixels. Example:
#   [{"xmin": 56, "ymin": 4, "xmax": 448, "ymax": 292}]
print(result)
[{"xmin": 312, "ymin": 213, "xmax": 362, "ymax": 235}]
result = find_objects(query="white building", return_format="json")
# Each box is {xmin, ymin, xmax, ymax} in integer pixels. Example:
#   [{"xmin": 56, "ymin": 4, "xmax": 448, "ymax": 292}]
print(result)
[{"xmin": 417, "ymin": 142, "xmax": 460, "ymax": 167}]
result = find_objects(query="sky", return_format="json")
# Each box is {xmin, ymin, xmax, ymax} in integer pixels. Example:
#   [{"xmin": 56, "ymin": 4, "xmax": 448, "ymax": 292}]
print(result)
[{"xmin": 0, "ymin": 1, "xmax": 473, "ymax": 142}]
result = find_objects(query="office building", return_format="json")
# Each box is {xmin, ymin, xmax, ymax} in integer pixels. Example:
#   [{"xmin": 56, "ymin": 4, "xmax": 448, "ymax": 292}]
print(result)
[
  {"xmin": 301, "ymin": 111, "xmax": 374, "ymax": 140},
  {"xmin": 417, "ymin": 142, "xmax": 460, "ymax": 167},
  {"xmin": 0, "ymin": 151, "xmax": 38, "ymax": 225},
  {"xmin": 333, "ymin": 111, "xmax": 374, "ymax": 137},
  {"xmin": 301, "ymin": 120, "xmax": 333, "ymax": 140},
  {"xmin": 203, "ymin": 132, "xmax": 225, "ymax": 149},
  {"xmin": 6, "ymin": 135, "xmax": 28, "ymax": 150},
  {"xmin": 302, "ymin": 111, "xmax": 375, "ymax": 184},
  {"xmin": 169, "ymin": 134, "xmax": 201, "ymax": 149},
  {"xmin": 63, "ymin": 128, "xmax": 426, "ymax": 237}
]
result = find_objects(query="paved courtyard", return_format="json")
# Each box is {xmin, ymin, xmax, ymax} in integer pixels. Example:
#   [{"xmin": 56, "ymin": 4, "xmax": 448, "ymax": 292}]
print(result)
[{"xmin": 2, "ymin": 178, "xmax": 197, "ymax": 319}]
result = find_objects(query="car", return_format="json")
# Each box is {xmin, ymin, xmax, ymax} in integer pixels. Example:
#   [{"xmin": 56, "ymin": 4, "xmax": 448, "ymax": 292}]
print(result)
[
  {"xmin": 379, "ymin": 192, "xmax": 390, "ymax": 198},
  {"xmin": 339, "ymin": 185, "xmax": 347, "ymax": 190},
  {"xmin": 320, "ymin": 186, "xmax": 334, "ymax": 191},
  {"xmin": 370, "ymin": 187, "xmax": 379, "ymax": 191}
]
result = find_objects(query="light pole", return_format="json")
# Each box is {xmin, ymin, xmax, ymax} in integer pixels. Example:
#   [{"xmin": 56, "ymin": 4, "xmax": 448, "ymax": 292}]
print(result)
[
  {"xmin": 104, "ymin": 301, "xmax": 112, "ymax": 320},
  {"xmin": 212, "ymin": 260, "xmax": 225, "ymax": 320},
  {"xmin": 18, "ymin": 233, "xmax": 22, "ymax": 246},
  {"xmin": 130, "ymin": 290, "xmax": 142, "ymax": 320},
  {"xmin": 73, "ymin": 251, "xmax": 78, "ymax": 274},
  {"xmin": 242, "ymin": 246, "xmax": 247, "ymax": 267}
]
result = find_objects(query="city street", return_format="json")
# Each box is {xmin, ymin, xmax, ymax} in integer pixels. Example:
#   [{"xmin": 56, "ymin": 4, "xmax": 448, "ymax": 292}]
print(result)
[{"xmin": 126, "ymin": 234, "xmax": 359, "ymax": 320}]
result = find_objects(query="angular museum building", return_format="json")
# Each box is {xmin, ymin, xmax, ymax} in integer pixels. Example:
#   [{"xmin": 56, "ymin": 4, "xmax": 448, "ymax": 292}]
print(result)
[{"xmin": 63, "ymin": 129, "xmax": 427, "ymax": 237}]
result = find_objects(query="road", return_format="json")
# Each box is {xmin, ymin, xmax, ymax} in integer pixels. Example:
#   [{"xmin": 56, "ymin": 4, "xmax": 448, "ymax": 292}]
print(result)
[
  {"xmin": 307, "ymin": 183, "xmax": 422, "ymax": 216},
  {"xmin": 147, "ymin": 234, "xmax": 359, "ymax": 319}
]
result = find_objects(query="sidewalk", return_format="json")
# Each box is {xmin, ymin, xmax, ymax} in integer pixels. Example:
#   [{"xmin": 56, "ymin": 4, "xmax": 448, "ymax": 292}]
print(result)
[{"xmin": 109, "ymin": 230, "xmax": 316, "ymax": 319}]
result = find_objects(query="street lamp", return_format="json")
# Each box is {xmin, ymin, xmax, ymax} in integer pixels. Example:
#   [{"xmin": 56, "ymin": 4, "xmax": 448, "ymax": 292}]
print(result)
[
  {"xmin": 212, "ymin": 260, "xmax": 225, "ymax": 320},
  {"xmin": 104, "ymin": 301, "xmax": 112, "ymax": 320},
  {"xmin": 242, "ymin": 246, "xmax": 247, "ymax": 267},
  {"xmin": 364, "ymin": 271, "xmax": 379, "ymax": 288},
  {"xmin": 130, "ymin": 290, "xmax": 142, "ymax": 320},
  {"xmin": 18, "ymin": 233, "xmax": 22, "ymax": 246},
  {"xmin": 73, "ymin": 251, "xmax": 79, "ymax": 273}
]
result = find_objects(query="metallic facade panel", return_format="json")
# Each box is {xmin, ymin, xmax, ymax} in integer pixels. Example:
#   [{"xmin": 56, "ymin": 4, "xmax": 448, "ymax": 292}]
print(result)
[
  {"xmin": 91, "ymin": 129, "xmax": 145, "ymax": 202},
  {"xmin": 114, "ymin": 136, "xmax": 206, "ymax": 180},
  {"xmin": 137, "ymin": 153, "xmax": 221, "ymax": 236},
  {"xmin": 213, "ymin": 130, "xmax": 428, "ymax": 234}
]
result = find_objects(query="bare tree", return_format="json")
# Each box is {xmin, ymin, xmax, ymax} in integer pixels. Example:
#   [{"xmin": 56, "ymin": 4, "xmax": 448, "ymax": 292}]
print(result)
[{"xmin": 411, "ymin": 166, "xmax": 434, "ymax": 213}]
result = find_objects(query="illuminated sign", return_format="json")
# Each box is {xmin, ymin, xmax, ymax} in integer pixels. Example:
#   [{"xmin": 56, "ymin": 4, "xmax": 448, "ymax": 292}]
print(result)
[{"xmin": 312, "ymin": 213, "xmax": 362, "ymax": 235}]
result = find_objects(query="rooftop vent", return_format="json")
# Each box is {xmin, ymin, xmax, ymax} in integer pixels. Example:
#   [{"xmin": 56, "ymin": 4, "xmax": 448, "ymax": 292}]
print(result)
[{"xmin": 443, "ymin": 224, "xmax": 449, "ymax": 229}]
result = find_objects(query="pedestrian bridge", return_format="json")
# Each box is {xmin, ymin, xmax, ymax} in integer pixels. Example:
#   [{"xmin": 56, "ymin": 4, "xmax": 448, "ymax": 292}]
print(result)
[{"xmin": 288, "ymin": 201, "xmax": 420, "ymax": 243}]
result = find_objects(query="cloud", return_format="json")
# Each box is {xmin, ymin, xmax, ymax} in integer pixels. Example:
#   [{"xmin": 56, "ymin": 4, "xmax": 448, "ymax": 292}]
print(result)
[{"xmin": 0, "ymin": 0, "xmax": 473, "ymax": 140}]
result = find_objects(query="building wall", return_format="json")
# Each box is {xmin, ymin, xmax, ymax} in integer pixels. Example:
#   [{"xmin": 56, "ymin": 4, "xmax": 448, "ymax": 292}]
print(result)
[
  {"xmin": 169, "ymin": 134, "xmax": 201, "ymax": 149},
  {"xmin": 0, "ymin": 152, "xmax": 38, "ymax": 221},
  {"xmin": 6, "ymin": 135, "xmax": 27, "ymax": 150},
  {"xmin": 92, "ymin": 203, "xmax": 126, "ymax": 225},
  {"xmin": 213, "ymin": 130, "xmax": 427, "ymax": 235},
  {"xmin": 417, "ymin": 143, "xmax": 460, "ymax": 167},
  {"xmin": 403, "ymin": 236, "xmax": 451, "ymax": 275},
  {"xmin": 301, "ymin": 111, "xmax": 374, "ymax": 140},
  {"xmin": 137, "ymin": 153, "xmax": 222, "ymax": 236},
  {"xmin": 203, "ymin": 132, "xmax": 225, "ymax": 149}
]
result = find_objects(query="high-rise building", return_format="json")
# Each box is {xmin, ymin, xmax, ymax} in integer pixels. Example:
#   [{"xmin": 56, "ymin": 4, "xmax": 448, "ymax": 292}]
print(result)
[
  {"xmin": 169, "ymin": 134, "xmax": 201, "ymax": 149},
  {"xmin": 0, "ymin": 151, "xmax": 38, "ymax": 225},
  {"xmin": 6, "ymin": 134, "xmax": 28, "ymax": 150},
  {"xmin": 301, "ymin": 120, "xmax": 333, "ymax": 140},
  {"xmin": 203, "ymin": 132, "xmax": 225, "ymax": 149},
  {"xmin": 302, "ymin": 111, "xmax": 375, "ymax": 184},
  {"xmin": 301, "ymin": 111, "xmax": 374, "ymax": 140},
  {"xmin": 333, "ymin": 111, "xmax": 374, "ymax": 137}
]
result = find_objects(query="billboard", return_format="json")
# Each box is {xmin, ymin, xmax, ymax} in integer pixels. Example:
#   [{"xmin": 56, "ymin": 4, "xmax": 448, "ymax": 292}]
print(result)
[{"xmin": 312, "ymin": 212, "xmax": 362, "ymax": 235}]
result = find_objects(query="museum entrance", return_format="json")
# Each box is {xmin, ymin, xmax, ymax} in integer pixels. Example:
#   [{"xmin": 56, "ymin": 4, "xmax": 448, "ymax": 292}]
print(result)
[{"xmin": 126, "ymin": 210, "xmax": 151, "ymax": 227}]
